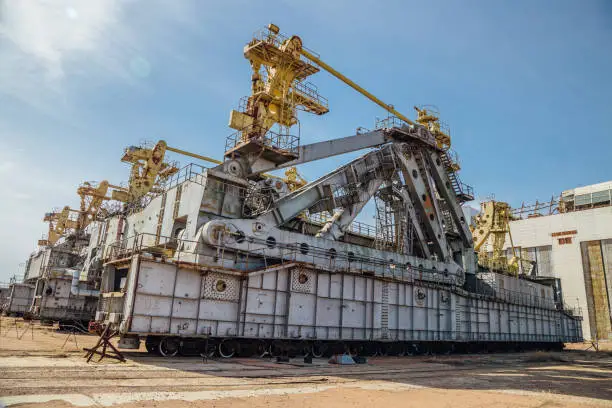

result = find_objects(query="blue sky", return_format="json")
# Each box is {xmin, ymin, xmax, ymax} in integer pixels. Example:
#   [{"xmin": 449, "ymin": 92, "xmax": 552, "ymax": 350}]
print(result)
[{"xmin": 0, "ymin": 0, "xmax": 610, "ymax": 281}]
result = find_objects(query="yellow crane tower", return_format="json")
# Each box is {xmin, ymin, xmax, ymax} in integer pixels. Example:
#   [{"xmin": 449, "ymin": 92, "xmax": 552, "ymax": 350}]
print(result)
[
  {"xmin": 227, "ymin": 23, "xmax": 329, "ymax": 150},
  {"xmin": 225, "ymin": 24, "xmax": 460, "ymax": 169},
  {"xmin": 112, "ymin": 140, "xmax": 232, "ymax": 203},
  {"xmin": 39, "ymin": 180, "xmax": 123, "ymax": 246},
  {"xmin": 39, "ymin": 206, "xmax": 79, "ymax": 246},
  {"xmin": 470, "ymin": 200, "xmax": 520, "ymax": 275},
  {"xmin": 111, "ymin": 141, "xmax": 180, "ymax": 203},
  {"xmin": 113, "ymin": 137, "xmax": 307, "ymax": 202},
  {"xmin": 414, "ymin": 106, "xmax": 452, "ymax": 150}
]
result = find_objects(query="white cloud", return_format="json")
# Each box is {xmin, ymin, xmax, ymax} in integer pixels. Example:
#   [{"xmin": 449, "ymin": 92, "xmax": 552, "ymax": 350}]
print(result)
[
  {"xmin": 0, "ymin": 0, "xmax": 212, "ymax": 119},
  {"xmin": 0, "ymin": 1, "xmax": 210, "ymax": 281},
  {"xmin": 7, "ymin": 191, "xmax": 32, "ymax": 200},
  {"xmin": 0, "ymin": 0, "xmax": 135, "ymax": 121},
  {"xmin": 0, "ymin": 161, "xmax": 15, "ymax": 173},
  {"xmin": 0, "ymin": 0, "xmax": 124, "ymax": 79}
]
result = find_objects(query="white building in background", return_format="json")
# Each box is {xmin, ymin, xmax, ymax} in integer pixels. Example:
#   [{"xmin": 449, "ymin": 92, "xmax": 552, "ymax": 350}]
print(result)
[{"xmin": 507, "ymin": 181, "xmax": 612, "ymax": 341}]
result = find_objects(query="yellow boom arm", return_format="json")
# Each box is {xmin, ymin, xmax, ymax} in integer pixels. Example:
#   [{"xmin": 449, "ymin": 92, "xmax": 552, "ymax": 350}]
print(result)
[{"xmin": 300, "ymin": 49, "xmax": 416, "ymax": 127}]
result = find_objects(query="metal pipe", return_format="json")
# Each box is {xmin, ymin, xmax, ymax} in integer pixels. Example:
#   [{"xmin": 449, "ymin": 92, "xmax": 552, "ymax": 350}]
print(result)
[{"xmin": 300, "ymin": 49, "xmax": 416, "ymax": 126}]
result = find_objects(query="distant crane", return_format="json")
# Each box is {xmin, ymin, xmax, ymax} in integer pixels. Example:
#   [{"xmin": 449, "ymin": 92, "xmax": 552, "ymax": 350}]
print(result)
[{"xmin": 40, "ymin": 180, "xmax": 124, "ymax": 246}]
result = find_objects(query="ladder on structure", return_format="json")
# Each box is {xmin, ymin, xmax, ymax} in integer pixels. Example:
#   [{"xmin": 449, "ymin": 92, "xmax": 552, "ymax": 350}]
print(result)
[
  {"xmin": 381, "ymin": 282, "xmax": 389, "ymax": 339},
  {"xmin": 154, "ymin": 192, "xmax": 167, "ymax": 246},
  {"xmin": 455, "ymin": 307, "xmax": 463, "ymax": 341}
]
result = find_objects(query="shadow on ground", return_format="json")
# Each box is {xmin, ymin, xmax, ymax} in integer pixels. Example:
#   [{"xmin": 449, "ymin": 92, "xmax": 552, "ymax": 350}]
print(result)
[{"xmin": 114, "ymin": 348, "xmax": 612, "ymax": 401}]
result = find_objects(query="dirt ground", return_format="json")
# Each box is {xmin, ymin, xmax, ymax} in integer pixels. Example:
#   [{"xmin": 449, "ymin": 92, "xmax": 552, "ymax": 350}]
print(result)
[{"xmin": 1, "ymin": 316, "xmax": 611, "ymax": 408}]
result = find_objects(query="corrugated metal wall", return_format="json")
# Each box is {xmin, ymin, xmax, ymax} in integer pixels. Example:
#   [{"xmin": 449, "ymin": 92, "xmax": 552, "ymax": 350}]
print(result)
[
  {"xmin": 535, "ymin": 246, "xmax": 553, "ymax": 277},
  {"xmin": 602, "ymin": 239, "xmax": 612, "ymax": 328},
  {"xmin": 513, "ymin": 245, "xmax": 552, "ymax": 276},
  {"xmin": 580, "ymin": 240, "xmax": 612, "ymax": 340}
]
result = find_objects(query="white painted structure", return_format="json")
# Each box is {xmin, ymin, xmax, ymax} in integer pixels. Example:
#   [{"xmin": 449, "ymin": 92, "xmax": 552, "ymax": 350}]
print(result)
[
  {"xmin": 5, "ymin": 227, "xmax": 100, "ymax": 323},
  {"xmin": 87, "ymin": 122, "xmax": 583, "ymax": 355},
  {"xmin": 92, "ymin": 169, "xmax": 582, "ymax": 352},
  {"xmin": 5, "ymin": 283, "xmax": 34, "ymax": 315},
  {"xmin": 508, "ymin": 182, "xmax": 612, "ymax": 341},
  {"xmin": 99, "ymin": 255, "xmax": 579, "ymax": 344}
]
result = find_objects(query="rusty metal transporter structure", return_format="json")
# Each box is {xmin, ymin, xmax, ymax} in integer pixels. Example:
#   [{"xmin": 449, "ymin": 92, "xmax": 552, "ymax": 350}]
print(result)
[{"xmin": 89, "ymin": 25, "xmax": 582, "ymax": 358}]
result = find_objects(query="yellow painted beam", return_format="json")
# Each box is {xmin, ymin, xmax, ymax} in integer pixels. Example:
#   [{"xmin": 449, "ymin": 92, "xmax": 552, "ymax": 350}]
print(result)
[
  {"xmin": 166, "ymin": 143, "xmax": 285, "ymax": 180},
  {"xmin": 300, "ymin": 49, "xmax": 416, "ymax": 127},
  {"xmin": 166, "ymin": 145, "xmax": 223, "ymax": 165}
]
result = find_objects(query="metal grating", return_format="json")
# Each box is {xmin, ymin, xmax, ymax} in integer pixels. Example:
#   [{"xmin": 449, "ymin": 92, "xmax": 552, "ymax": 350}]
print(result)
[
  {"xmin": 202, "ymin": 273, "xmax": 239, "ymax": 302},
  {"xmin": 291, "ymin": 268, "xmax": 314, "ymax": 293}
]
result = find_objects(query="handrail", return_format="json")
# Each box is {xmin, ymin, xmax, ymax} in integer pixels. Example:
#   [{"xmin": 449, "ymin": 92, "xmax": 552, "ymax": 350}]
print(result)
[{"xmin": 102, "ymin": 231, "xmax": 569, "ymax": 311}]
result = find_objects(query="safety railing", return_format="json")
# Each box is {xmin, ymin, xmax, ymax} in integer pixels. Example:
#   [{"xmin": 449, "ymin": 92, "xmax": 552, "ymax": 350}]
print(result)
[
  {"xmin": 496, "ymin": 287, "xmax": 556, "ymax": 310},
  {"xmin": 249, "ymin": 27, "xmax": 321, "ymax": 62},
  {"xmin": 103, "ymin": 231, "xmax": 459, "ymax": 285},
  {"xmin": 459, "ymin": 182, "xmax": 474, "ymax": 200},
  {"xmin": 229, "ymin": 242, "xmax": 462, "ymax": 288},
  {"xmin": 158, "ymin": 163, "xmax": 208, "ymax": 192},
  {"xmin": 560, "ymin": 304, "xmax": 583, "ymax": 318},
  {"xmin": 512, "ymin": 196, "xmax": 561, "ymax": 219},
  {"xmin": 102, "ymin": 231, "xmax": 579, "ymax": 314},
  {"xmin": 347, "ymin": 221, "xmax": 378, "ymax": 238},
  {"xmin": 307, "ymin": 212, "xmax": 379, "ymax": 239},
  {"xmin": 375, "ymin": 115, "xmax": 406, "ymax": 130},
  {"xmin": 468, "ymin": 275, "xmax": 558, "ymax": 310},
  {"xmin": 293, "ymin": 81, "xmax": 329, "ymax": 109},
  {"xmin": 225, "ymin": 125, "xmax": 300, "ymax": 155},
  {"xmin": 445, "ymin": 149, "xmax": 460, "ymax": 166}
]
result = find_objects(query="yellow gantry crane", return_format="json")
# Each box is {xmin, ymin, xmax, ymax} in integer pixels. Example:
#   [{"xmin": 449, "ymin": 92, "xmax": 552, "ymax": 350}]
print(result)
[
  {"xmin": 40, "ymin": 206, "xmax": 79, "ymax": 246},
  {"xmin": 470, "ymin": 201, "xmax": 520, "ymax": 275},
  {"xmin": 228, "ymin": 23, "xmax": 329, "ymax": 146},
  {"xmin": 113, "ymin": 138, "xmax": 306, "ymax": 201},
  {"xmin": 112, "ymin": 140, "xmax": 228, "ymax": 203},
  {"xmin": 225, "ymin": 24, "xmax": 457, "ymax": 166},
  {"xmin": 414, "ymin": 106, "xmax": 452, "ymax": 151},
  {"xmin": 39, "ymin": 180, "xmax": 124, "ymax": 246},
  {"xmin": 112, "ymin": 141, "xmax": 179, "ymax": 203}
]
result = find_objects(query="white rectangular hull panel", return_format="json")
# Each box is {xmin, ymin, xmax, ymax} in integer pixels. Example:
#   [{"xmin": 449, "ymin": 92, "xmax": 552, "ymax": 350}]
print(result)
[{"xmin": 104, "ymin": 257, "xmax": 582, "ymax": 343}]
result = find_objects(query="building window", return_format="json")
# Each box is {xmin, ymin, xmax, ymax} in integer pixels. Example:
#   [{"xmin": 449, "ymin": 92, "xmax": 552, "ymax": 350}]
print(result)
[{"xmin": 558, "ymin": 237, "xmax": 572, "ymax": 245}]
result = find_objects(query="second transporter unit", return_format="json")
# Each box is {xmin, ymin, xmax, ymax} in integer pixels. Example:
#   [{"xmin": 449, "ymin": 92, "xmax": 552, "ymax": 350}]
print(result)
[{"xmin": 88, "ymin": 25, "xmax": 582, "ymax": 357}]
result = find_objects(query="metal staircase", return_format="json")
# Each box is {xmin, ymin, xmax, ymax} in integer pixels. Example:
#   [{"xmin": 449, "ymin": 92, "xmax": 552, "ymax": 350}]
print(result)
[
  {"xmin": 441, "ymin": 205, "xmax": 457, "ymax": 235},
  {"xmin": 440, "ymin": 152, "xmax": 474, "ymax": 203}
]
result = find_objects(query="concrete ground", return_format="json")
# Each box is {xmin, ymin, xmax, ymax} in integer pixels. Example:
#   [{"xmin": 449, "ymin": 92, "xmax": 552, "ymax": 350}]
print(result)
[{"xmin": 1, "ymin": 316, "xmax": 611, "ymax": 408}]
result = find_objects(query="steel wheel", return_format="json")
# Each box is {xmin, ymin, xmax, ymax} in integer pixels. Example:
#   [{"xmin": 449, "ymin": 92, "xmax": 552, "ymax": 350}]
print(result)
[
  {"xmin": 256, "ymin": 341, "xmax": 270, "ymax": 358},
  {"xmin": 158, "ymin": 337, "xmax": 179, "ymax": 357},
  {"xmin": 218, "ymin": 340, "xmax": 236, "ymax": 358},
  {"xmin": 311, "ymin": 342, "xmax": 326, "ymax": 358}
]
